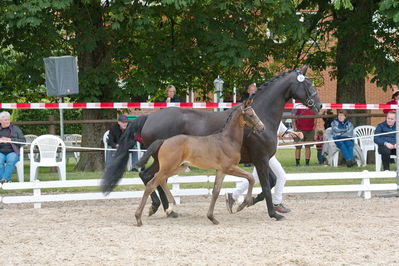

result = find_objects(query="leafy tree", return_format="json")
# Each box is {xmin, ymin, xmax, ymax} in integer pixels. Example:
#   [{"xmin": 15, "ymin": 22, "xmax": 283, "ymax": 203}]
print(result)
[{"xmin": 1, "ymin": 0, "xmax": 311, "ymax": 170}]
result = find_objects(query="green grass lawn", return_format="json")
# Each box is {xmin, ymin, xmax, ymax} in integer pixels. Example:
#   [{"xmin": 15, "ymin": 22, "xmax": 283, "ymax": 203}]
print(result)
[{"xmin": 2, "ymin": 148, "xmax": 397, "ymax": 195}]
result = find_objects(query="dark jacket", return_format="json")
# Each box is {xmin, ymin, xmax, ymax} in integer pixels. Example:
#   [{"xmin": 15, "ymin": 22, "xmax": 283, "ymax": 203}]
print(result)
[
  {"xmin": 162, "ymin": 97, "xmax": 180, "ymax": 103},
  {"xmin": 107, "ymin": 124, "xmax": 124, "ymax": 148},
  {"xmin": 0, "ymin": 124, "xmax": 26, "ymax": 155},
  {"xmin": 374, "ymin": 121, "xmax": 396, "ymax": 145}
]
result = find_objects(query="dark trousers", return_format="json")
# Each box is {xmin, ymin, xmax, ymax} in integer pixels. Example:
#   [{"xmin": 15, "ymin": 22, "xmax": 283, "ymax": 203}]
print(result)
[
  {"xmin": 378, "ymin": 145, "xmax": 396, "ymax": 171},
  {"xmin": 317, "ymin": 149, "xmax": 325, "ymax": 164}
]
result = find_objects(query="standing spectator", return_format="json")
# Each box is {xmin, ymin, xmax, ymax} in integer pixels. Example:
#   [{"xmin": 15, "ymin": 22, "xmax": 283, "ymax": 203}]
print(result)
[
  {"xmin": 162, "ymin": 85, "xmax": 180, "ymax": 103},
  {"xmin": 315, "ymin": 129, "xmax": 325, "ymax": 164},
  {"xmin": 383, "ymin": 91, "xmax": 399, "ymax": 114},
  {"xmin": 294, "ymin": 108, "xmax": 315, "ymax": 167},
  {"xmin": 0, "ymin": 111, "xmax": 25, "ymax": 184},
  {"xmin": 322, "ymin": 110, "xmax": 335, "ymax": 129},
  {"xmin": 240, "ymin": 83, "xmax": 257, "ymax": 102},
  {"xmin": 331, "ymin": 110, "xmax": 356, "ymax": 167},
  {"xmin": 374, "ymin": 111, "xmax": 396, "ymax": 171}
]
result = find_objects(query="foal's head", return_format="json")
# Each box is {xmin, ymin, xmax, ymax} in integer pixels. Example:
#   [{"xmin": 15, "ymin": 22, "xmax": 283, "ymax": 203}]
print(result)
[{"xmin": 240, "ymin": 96, "xmax": 265, "ymax": 134}]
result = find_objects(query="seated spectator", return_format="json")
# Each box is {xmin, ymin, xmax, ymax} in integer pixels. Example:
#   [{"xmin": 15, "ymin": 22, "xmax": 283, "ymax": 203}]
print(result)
[
  {"xmin": 0, "ymin": 111, "xmax": 25, "ymax": 184},
  {"xmin": 383, "ymin": 91, "xmax": 399, "ymax": 114},
  {"xmin": 331, "ymin": 110, "xmax": 356, "ymax": 167},
  {"xmin": 374, "ymin": 111, "xmax": 396, "ymax": 171},
  {"xmin": 106, "ymin": 115, "xmax": 128, "ymax": 163},
  {"xmin": 162, "ymin": 85, "xmax": 180, "ymax": 103}
]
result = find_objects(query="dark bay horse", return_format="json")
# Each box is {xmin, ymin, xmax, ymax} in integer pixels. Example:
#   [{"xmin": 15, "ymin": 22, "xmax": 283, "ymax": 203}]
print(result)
[
  {"xmin": 133, "ymin": 97, "xmax": 264, "ymax": 226},
  {"xmin": 102, "ymin": 65, "xmax": 322, "ymax": 221}
]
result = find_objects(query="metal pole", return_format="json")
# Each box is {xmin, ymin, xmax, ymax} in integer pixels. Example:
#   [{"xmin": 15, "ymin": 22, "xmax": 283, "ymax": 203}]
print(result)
[{"xmin": 59, "ymin": 97, "xmax": 64, "ymax": 139}]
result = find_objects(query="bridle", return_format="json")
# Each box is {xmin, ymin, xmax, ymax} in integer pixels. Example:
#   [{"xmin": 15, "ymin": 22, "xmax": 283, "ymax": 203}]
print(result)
[{"xmin": 296, "ymin": 70, "xmax": 317, "ymax": 108}]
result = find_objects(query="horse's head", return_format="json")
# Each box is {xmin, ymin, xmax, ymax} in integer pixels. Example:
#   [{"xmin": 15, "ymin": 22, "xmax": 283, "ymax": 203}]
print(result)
[
  {"xmin": 241, "ymin": 96, "xmax": 265, "ymax": 133},
  {"xmin": 290, "ymin": 65, "xmax": 322, "ymax": 113}
]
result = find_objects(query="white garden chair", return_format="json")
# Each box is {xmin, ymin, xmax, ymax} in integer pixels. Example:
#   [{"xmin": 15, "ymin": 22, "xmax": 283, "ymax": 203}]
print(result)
[
  {"xmin": 354, "ymin": 126, "xmax": 375, "ymax": 166},
  {"xmin": 375, "ymin": 143, "xmax": 397, "ymax": 171},
  {"xmin": 64, "ymin": 134, "xmax": 82, "ymax": 163},
  {"xmin": 30, "ymin": 134, "xmax": 66, "ymax": 181},
  {"xmin": 15, "ymin": 146, "xmax": 25, "ymax": 182}
]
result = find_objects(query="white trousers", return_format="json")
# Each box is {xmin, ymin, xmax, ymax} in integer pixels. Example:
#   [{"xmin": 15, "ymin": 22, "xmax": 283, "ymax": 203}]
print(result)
[{"xmin": 232, "ymin": 156, "xmax": 286, "ymax": 204}]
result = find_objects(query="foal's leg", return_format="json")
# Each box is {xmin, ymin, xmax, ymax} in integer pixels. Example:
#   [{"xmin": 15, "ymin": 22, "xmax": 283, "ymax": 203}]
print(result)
[
  {"xmin": 224, "ymin": 165, "xmax": 255, "ymax": 212},
  {"xmin": 159, "ymin": 179, "xmax": 177, "ymax": 216},
  {"xmin": 135, "ymin": 175, "xmax": 161, "ymax": 226},
  {"xmin": 207, "ymin": 170, "xmax": 226, "ymax": 225}
]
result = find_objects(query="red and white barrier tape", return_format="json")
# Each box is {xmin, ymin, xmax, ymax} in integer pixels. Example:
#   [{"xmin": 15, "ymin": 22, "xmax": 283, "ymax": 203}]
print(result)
[{"xmin": 0, "ymin": 102, "xmax": 398, "ymax": 110}]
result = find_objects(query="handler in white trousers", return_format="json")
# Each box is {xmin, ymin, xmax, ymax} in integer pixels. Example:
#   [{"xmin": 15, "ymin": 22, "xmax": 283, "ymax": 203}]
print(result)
[{"xmin": 226, "ymin": 121, "xmax": 303, "ymax": 214}]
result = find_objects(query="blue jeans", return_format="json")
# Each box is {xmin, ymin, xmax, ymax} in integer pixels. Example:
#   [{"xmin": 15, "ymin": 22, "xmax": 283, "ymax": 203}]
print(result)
[
  {"xmin": 317, "ymin": 150, "xmax": 325, "ymax": 164},
  {"xmin": 0, "ymin": 152, "xmax": 20, "ymax": 181},
  {"xmin": 333, "ymin": 137, "xmax": 354, "ymax": 161}
]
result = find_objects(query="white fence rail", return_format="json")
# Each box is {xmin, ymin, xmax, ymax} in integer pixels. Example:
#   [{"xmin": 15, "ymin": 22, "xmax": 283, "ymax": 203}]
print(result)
[{"xmin": 1, "ymin": 171, "xmax": 397, "ymax": 209}]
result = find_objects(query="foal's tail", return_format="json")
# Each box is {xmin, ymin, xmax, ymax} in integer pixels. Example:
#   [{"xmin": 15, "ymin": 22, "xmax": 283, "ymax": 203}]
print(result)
[
  {"xmin": 101, "ymin": 115, "xmax": 148, "ymax": 195},
  {"xmin": 134, "ymin": 139, "xmax": 164, "ymax": 169}
]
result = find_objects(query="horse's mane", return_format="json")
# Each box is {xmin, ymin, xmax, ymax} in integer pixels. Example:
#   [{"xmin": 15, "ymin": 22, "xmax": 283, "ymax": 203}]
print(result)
[
  {"xmin": 256, "ymin": 69, "xmax": 296, "ymax": 93},
  {"xmin": 215, "ymin": 104, "xmax": 241, "ymax": 134}
]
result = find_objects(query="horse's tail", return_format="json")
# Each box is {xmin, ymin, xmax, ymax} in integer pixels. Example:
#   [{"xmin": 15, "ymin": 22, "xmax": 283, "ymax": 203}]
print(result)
[
  {"xmin": 134, "ymin": 139, "xmax": 164, "ymax": 169},
  {"xmin": 101, "ymin": 115, "xmax": 148, "ymax": 195}
]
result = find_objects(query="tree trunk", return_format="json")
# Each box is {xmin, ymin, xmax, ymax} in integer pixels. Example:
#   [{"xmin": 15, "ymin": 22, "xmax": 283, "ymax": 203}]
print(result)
[
  {"xmin": 75, "ymin": 109, "xmax": 114, "ymax": 171},
  {"xmin": 335, "ymin": 0, "xmax": 375, "ymax": 126}
]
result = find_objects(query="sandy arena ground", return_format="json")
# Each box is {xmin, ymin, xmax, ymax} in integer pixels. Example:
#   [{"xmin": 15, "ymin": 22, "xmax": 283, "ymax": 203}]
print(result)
[{"xmin": 1, "ymin": 193, "xmax": 398, "ymax": 265}]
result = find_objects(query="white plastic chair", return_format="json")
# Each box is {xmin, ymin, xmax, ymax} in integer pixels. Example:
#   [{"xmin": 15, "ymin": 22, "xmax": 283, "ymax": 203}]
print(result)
[
  {"xmin": 354, "ymin": 126, "xmax": 376, "ymax": 166},
  {"xmin": 30, "ymin": 135, "xmax": 66, "ymax": 181},
  {"xmin": 15, "ymin": 146, "xmax": 25, "ymax": 182},
  {"xmin": 103, "ymin": 130, "xmax": 110, "ymax": 162},
  {"xmin": 64, "ymin": 134, "xmax": 82, "ymax": 163},
  {"xmin": 24, "ymin": 134, "xmax": 38, "ymax": 160}
]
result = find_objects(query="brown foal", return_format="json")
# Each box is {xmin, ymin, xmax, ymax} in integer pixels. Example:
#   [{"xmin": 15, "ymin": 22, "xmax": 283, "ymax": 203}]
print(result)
[{"xmin": 134, "ymin": 97, "xmax": 264, "ymax": 226}]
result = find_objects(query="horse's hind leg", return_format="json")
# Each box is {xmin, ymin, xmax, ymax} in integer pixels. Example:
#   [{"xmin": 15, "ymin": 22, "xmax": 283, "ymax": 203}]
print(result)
[
  {"xmin": 224, "ymin": 166, "xmax": 255, "ymax": 212},
  {"xmin": 207, "ymin": 170, "xmax": 226, "ymax": 225},
  {"xmin": 159, "ymin": 179, "xmax": 176, "ymax": 216}
]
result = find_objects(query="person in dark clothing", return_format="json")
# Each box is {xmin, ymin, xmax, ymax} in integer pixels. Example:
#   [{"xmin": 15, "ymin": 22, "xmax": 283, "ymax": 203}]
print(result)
[
  {"xmin": 162, "ymin": 85, "xmax": 180, "ymax": 103},
  {"xmin": 374, "ymin": 111, "xmax": 396, "ymax": 171},
  {"xmin": 0, "ymin": 111, "xmax": 25, "ymax": 183},
  {"xmin": 322, "ymin": 110, "xmax": 335, "ymax": 129}
]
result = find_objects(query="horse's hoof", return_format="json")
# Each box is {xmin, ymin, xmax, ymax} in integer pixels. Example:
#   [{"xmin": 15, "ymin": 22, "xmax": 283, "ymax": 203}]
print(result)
[
  {"xmin": 148, "ymin": 203, "xmax": 160, "ymax": 217},
  {"xmin": 136, "ymin": 220, "xmax": 143, "ymax": 227},
  {"xmin": 167, "ymin": 211, "xmax": 179, "ymax": 218},
  {"xmin": 274, "ymin": 214, "xmax": 286, "ymax": 221},
  {"xmin": 236, "ymin": 203, "xmax": 246, "ymax": 212}
]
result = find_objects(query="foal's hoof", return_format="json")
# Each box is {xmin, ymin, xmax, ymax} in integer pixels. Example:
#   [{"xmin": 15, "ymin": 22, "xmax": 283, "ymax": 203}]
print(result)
[
  {"xmin": 148, "ymin": 203, "xmax": 160, "ymax": 217},
  {"xmin": 136, "ymin": 220, "xmax": 143, "ymax": 227},
  {"xmin": 208, "ymin": 216, "xmax": 219, "ymax": 225}
]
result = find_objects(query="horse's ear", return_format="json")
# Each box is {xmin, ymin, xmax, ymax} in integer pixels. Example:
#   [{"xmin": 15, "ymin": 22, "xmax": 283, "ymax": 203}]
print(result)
[
  {"xmin": 243, "ymin": 94, "xmax": 254, "ymax": 107},
  {"xmin": 300, "ymin": 65, "xmax": 308, "ymax": 75}
]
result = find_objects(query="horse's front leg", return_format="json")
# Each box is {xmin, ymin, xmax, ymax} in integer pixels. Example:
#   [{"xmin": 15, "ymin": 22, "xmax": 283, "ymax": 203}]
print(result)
[
  {"xmin": 207, "ymin": 170, "xmax": 226, "ymax": 225},
  {"xmin": 254, "ymin": 160, "xmax": 284, "ymax": 221},
  {"xmin": 224, "ymin": 165, "xmax": 255, "ymax": 212}
]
